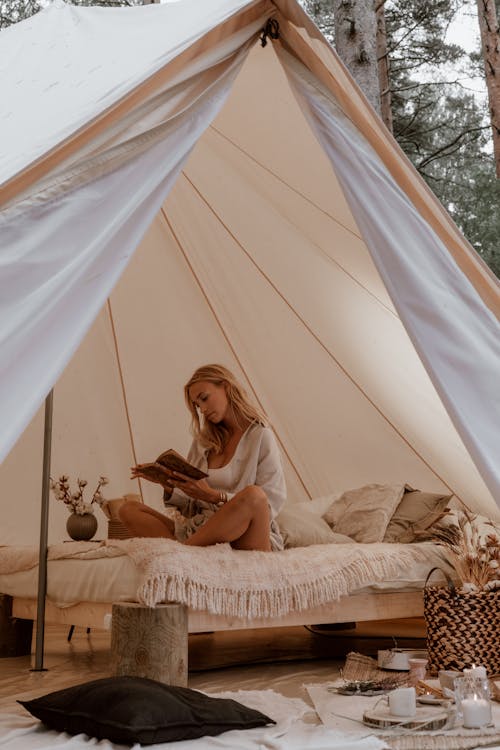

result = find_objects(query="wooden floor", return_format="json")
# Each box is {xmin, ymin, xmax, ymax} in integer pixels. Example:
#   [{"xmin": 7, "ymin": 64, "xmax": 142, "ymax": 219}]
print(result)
[{"xmin": 0, "ymin": 618, "xmax": 426, "ymax": 717}]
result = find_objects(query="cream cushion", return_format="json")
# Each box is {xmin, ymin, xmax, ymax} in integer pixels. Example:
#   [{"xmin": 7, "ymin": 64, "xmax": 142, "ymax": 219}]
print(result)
[
  {"xmin": 322, "ymin": 483, "xmax": 406, "ymax": 543},
  {"xmin": 277, "ymin": 497, "xmax": 353, "ymax": 548}
]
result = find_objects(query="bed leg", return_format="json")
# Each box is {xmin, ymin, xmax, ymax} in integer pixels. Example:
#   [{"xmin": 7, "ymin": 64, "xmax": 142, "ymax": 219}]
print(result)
[
  {"xmin": 0, "ymin": 594, "xmax": 33, "ymax": 657},
  {"xmin": 111, "ymin": 602, "xmax": 188, "ymax": 687}
]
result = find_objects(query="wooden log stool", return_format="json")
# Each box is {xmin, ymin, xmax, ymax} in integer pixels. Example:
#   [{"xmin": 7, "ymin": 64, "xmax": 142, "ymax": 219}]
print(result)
[{"xmin": 111, "ymin": 602, "xmax": 187, "ymax": 686}]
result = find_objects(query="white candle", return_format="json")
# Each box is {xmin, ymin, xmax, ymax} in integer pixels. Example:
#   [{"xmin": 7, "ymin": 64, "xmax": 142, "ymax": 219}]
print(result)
[
  {"xmin": 388, "ymin": 687, "xmax": 416, "ymax": 717},
  {"xmin": 462, "ymin": 696, "xmax": 491, "ymax": 728},
  {"xmin": 464, "ymin": 665, "xmax": 488, "ymax": 679}
]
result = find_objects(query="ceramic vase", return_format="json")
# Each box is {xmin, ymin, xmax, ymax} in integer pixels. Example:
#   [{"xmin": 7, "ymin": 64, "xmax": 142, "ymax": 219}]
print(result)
[{"xmin": 66, "ymin": 512, "xmax": 98, "ymax": 541}]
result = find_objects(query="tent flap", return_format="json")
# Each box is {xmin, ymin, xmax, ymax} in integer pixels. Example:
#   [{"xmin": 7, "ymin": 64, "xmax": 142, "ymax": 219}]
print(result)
[{"xmin": 1, "ymin": 0, "xmax": 499, "ymax": 545}]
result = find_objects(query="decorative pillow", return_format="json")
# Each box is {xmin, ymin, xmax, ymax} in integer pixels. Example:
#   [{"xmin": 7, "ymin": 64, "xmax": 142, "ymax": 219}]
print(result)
[
  {"xmin": 322, "ymin": 483, "xmax": 406, "ymax": 543},
  {"xmin": 18, "ymin": 676, "xmax": 274, "ymax": 745},
  {"xmin": 306, "ymin": 493, "xmax": 343, "ymax": 515},
  {"xmin": 383, "ymin": 489, "xmax": 452, "ymax": 543},
  {"xmin": 277, "ymin": 500, "xmax": 353, "ymax": 547}
]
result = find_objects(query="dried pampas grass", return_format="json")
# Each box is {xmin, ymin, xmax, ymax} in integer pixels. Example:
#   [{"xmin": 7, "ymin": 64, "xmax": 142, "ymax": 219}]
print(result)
[{"xmin": 418, "ymin": 509, "xmax": 500, "ymax": 591}]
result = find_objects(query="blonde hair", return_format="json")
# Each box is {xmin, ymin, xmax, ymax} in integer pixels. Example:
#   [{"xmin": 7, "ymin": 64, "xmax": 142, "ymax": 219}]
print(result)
[{"xmin": 184, "ymin": 364, "xmax": 268, "ymax": 454}]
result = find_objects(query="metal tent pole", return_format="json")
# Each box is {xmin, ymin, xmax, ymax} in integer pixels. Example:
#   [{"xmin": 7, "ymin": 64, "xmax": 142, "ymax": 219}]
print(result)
[{"xmin": 32, "ymin": 389, "xmax": 53, "ymax": 672}]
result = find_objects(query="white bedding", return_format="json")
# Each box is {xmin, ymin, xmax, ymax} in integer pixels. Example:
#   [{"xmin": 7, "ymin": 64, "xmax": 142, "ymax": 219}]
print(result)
[{"xmin": 0, "ymin": 540, "xmax": 453, "ymax": 611}]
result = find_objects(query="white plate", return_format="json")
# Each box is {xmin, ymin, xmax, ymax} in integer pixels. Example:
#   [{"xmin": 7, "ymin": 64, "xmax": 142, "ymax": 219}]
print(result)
[{"xmin": 417, "ymin": 695, "xmax": 447, "ymax": 705}]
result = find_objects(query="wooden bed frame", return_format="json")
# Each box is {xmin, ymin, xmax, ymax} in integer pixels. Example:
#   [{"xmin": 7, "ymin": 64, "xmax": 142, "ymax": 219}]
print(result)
[
  {"xmin": 1, "ymin": 539, "xmax": 430, "ymax": 680},
  {"xmin": 5, "ymin": 588, "xmax": 426, "ymax": 683},
  {"xmin": 12, "ymin": 588, "xmax": 425, "ymax": 633}
]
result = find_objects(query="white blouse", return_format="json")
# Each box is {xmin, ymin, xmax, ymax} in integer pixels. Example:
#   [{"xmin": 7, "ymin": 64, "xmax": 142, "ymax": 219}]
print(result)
[{"xmin": 164, "ymin": 422, "xmax": 286, "ymax": 550}]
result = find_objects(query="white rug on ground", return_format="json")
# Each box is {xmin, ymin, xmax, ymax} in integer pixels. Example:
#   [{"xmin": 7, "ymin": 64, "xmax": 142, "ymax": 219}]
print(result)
[
  {"xmin": 0, "ymin": 689, "xmax": 389, "ymax": 750},
  {"xmin": 306, "ymin": 681, "xmax": 500, "ymax": 746}
]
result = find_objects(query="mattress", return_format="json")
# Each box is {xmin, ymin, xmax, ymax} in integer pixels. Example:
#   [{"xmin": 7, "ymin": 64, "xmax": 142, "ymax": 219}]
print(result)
[{"xmin": 0, "ymin": 542, "xmax": 452, "ymax": 607}]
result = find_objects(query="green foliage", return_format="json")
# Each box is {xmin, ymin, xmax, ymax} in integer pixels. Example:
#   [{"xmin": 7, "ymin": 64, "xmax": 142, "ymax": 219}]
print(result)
[
  {"xmin": 385, "ymin": 2, "xmax": 499, "ymax": 278},
  {"xmin": 397, "ymin": 88, "xmax": 499, "ymax": 275},
  {"xmin": 441, "ymin": 157, "xmax": 500, "ymax": 277},
  {"xmin": 385, "ymin": 0, "xmax": 464, "ymax": 71},
  {"xmin": 301, "ymin": 0, "xmax": 499, "ymax": 278},
  {"xmin": 302, "ymin": 0, "xmax": 334, "ymax": 44},
  {"xmin": 0, "ymin": 0, "xmax": 41, "ymax": 29}
]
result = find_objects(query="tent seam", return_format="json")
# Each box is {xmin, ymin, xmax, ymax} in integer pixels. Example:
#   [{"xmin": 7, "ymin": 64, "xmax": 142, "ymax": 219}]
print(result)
[
  {"xmin": 106, "ymin": 300, "xmax": 144, "ymax": 503},
  {"xmin": 206, "ymin": 124, "xmax": 398, "ymax": 318},
  {"xmin": 159, "ymin": 206, "xmax": 312, "ymax": 501},
  {"xmin": 180, "ymin": 171, "xmax": 461, "ymax": 501}
]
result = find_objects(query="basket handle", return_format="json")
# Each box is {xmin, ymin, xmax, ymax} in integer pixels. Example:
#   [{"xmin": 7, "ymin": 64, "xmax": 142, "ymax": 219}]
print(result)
[{"xmin": 425, "ymin": 566, "xmax": 457, "ymax": 595}]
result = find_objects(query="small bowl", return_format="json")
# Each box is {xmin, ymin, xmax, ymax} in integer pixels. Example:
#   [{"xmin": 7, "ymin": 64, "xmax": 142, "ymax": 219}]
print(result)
[{"xmin": 378, "ymin": 649, "xmax": 428, "ymax": 671}]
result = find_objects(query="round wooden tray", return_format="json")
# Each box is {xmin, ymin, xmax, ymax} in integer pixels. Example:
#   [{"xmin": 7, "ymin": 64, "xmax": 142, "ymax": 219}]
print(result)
[{"xmin": 363, "ymin": 704, "xmax": 449, "ymax": 730}]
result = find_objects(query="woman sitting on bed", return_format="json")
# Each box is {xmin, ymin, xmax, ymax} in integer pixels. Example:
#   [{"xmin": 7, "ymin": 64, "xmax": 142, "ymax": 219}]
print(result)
[{"xmin": 119, "ymin": 364, "xmax": 286, "ymax": 551}]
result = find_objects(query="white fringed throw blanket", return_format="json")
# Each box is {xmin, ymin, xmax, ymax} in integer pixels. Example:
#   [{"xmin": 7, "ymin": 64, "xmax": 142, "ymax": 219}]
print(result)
[
  {"xmin": 107, "ymin": 539, "xmax": 441, "ymax": 618},
  {"xmin": 0, "ymin": 539, "xmax": 447, "ymax": 619}
]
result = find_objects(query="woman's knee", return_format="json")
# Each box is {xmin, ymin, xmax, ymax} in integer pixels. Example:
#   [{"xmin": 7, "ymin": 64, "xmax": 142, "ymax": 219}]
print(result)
[{"xmin": 238, "ymin": 485, "xmax": 269, "ymax": 514}]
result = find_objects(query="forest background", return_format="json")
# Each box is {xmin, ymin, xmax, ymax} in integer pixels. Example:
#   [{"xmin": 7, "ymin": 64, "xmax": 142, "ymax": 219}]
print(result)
[{"xmin": 1, "ymin": 0, "xmax": 499, "ymax": 277}]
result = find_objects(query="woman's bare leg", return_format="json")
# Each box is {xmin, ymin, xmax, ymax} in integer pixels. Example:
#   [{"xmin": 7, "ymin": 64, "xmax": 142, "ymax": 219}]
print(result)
[
  {"xmin": 119, "ymin": 500, "xmax": 175, "ymax": 539},
  {"xmin": 184, "ymin": 486, "xmax": 271, "ymax": 551}
]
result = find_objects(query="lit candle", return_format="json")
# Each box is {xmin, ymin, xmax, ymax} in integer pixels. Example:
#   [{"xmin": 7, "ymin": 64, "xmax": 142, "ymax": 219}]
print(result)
[
  {"xmin": 388, "ymin": 687, "xmax": 416, "ymax": 717},
  {"xmin": 461, "ymin": 696, "xmax": 492, "ymax": 728},
  {"xmin": 464, "ymin": 665, "xmax": 488, "ymax": 679}
]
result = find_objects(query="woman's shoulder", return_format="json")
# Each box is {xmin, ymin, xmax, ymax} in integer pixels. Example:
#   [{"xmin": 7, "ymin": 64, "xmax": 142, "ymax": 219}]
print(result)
[
  {"xmin": 244, "ymin": 422, "xmax": 278, "ymax": 448},
  {"xmin": 245, "ymin": 420, "xmax": 268, "ymax": 436}
]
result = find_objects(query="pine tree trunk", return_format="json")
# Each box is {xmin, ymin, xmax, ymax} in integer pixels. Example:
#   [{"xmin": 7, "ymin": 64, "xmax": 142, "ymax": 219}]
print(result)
[
  {"xmin": 476, "ymin": 0, "xmax": 500, "ymax": 177},
  {"xmin": 376, "ymin": 0, "xmax": 392, "ymax": 131},
  {"xmin": 334, "ymin": 0, "xmax": 381, "ymax": 114}
]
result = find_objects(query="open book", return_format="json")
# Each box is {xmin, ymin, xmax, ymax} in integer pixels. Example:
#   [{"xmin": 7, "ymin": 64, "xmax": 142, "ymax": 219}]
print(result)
[{"xmin": 134, "ymin": 448, "xmax": 208, "ymax": 482}]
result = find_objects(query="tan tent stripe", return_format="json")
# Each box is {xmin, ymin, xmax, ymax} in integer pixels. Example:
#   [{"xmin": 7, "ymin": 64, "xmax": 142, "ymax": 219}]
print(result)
[
  {"xmin": 181, "ymin": 171, "xmax": 461, "ymax": 500},
  {"xmin": 0, "ymin": 0, "xmax": 274, "ymax": 208},
  {"xmin": 206, "ymin": 126, "xmax": 397, "ymax": 318},
  {"xmin": 209, "ymin": 124, "xmax": 363, "ymax": 240},
  {"xmin": 159, "ymin": 205, "xmax": 312, "ymax": 500},
  {"xmin": 106, "ymin": 299, "xmax": 144, "ymax": 503},
  {"xmin": 274, "ymin": 14, "xmax": 500, "ymax": 320}
]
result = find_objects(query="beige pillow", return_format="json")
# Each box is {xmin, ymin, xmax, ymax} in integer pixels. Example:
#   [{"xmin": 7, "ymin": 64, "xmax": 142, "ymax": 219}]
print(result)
[
  {"xmin": 277, "ymin": 503, "xmax": 353, "ymax": 548},
  {"xmin": 322, "ymin": 483, "xmax": 406, "ymax": 543},
  {"xmin": 383, "ymin": 489, "xmax": 452, "ymax": 543},
  {"xmin": 307, "ymin": 493, "xmax": 342, "ymax": 516}
]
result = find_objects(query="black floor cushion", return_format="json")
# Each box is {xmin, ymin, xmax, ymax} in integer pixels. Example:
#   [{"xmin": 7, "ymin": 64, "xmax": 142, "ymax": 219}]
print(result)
[{"xmin": 19, "ymin": 675, "xmax": 275, "ymax": 745}]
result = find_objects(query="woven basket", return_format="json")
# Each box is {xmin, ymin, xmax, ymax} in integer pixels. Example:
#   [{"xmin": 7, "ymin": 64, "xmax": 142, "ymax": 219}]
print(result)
[
  {"xmin": 342, "ymin": 652, "xmax": 408, "ymax": 684},
  {"xmin": 102, "ymin": 497, "xmax": 135, "ymax": 540},
  {"xmin": 107, "ymin": 519, "xmax": 134, "ymax": 540},
  {"xmin": 424, "ymin": 567, "xmax": 500, "ymax": 676}
]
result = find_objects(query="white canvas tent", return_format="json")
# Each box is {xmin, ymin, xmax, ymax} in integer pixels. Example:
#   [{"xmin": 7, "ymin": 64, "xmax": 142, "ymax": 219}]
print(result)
[{"xmin": 1, "ymin": 0, "xmax": 499, "ymax": 549}]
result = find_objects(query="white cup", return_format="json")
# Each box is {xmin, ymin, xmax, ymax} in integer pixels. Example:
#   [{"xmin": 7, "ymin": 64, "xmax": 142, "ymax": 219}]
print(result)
[{"xmin": 388, "ymin": 687, "xmax": 417, "ymax": 717}]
